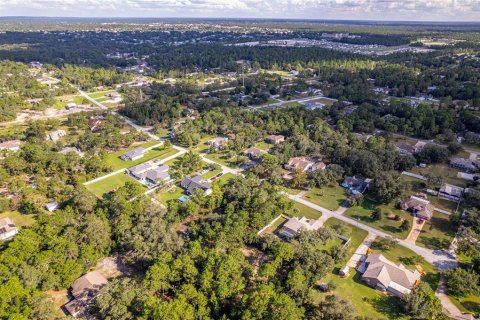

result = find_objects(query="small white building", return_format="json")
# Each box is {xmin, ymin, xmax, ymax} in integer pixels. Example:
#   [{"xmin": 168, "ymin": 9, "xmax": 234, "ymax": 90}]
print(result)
[
  {"xmin": 45, "ymin": 202, "xmax": 59, "ymax": 212},
  {"xmin": 0, "ymin": 217, "xmax": 18, "ymax": 240},
  {"xmin": 47, "ymin": 130, "xmax": 66, "ymax": 142}
]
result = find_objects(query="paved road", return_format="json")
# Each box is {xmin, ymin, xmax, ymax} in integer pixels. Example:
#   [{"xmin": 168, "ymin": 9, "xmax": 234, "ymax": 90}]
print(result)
[
  {"xmin": 287, "ymin": 195, "xmax": 458, "ymax": 271},
  {"xmin": 436, "ymin": 276, "xmax": 475, "ymax": 320},
  {"xmin": 199, "ymin": 153, "xmax": 243, "ymax": 176},
  {"xmin": 78, "ymin": 90, "xmax": 108, "ymax": 110}
]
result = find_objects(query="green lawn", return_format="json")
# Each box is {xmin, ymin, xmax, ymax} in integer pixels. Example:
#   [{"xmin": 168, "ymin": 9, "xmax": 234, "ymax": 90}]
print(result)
[
  {"xmin": 105, "ymin": 145, "xmax": 177, "ymax": 171},
  {"xmin": 416, "ymin": 212, "xmax": 457, "ymax": 250},
  {"xmin": 88, "ymin": 90, "xmax": 117, "ymax": 100},
  {"xmin": 302, "ymin": 184, "xmax": 348, "ymax": 211},
  {"xmin": 255, "ymin": 141, "xmax": 273, "ymax": 151},
  {"xmin": 345, "ymin": 200, "xmax": 413, "ymax": 239},
  {"xmin": 204, "ymin": 152, "xmax": 242, "ymax": 168},
  {"xmin": 202, "ymin": 168, "xmax": 222, "ymax": 180},
  {"xmin": 410, "ymin": 163, "xmax": 468, "ymax": 188},
  {"xmin": 86, "ymin": 173, "xmax": 146, "ymax": 198},
  {"xmin": 286, "ymin": 202, "xmax": 322, "ymax": 219},
  {"xmin": 450, "ymin": 295, "xmax": 480, "ymax": 315},
  {"xmin": 213, "ymin": 173, "xmax": 236, "ymax": 186},
  {"xmin": 154, "ymin": 186, "xmax": 186, "ymax": 205},
  {"xmin": 0, "ymin": 211, "xmax": 36, "ymax": 229},
  {"xmin": 53, "ymin": 95, "xmax": 87, "ymax": 109},
  {"xmin": 427, "ymin": 195, "xmax": 458, "ymax": 214},
  {"xmin": 302, "ymin": 97, "xmax": 335, "ymax": 106}
]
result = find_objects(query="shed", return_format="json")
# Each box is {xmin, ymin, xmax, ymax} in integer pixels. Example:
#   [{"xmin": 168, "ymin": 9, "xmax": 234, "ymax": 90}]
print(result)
[{"xmin": 339, "ymin": 266, "xmax": 350, "ymax": 277}]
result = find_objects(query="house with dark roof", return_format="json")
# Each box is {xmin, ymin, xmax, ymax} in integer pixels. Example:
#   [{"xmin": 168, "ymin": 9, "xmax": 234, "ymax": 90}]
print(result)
[
  {"xmin": 341, "ymin": 176, "xmax": 372, "ymax": 195},
  {"xmin": 284, "ymin": 157, "xmax": 325, "ymax": 172},
  {"xmin": 266, "ymin": 135, "xmax": 285, "ymax": 145},
  {"xmin": 181, "ymin": 175, "xmax": 212, "ymax": 196},
  {"xmin": 400, "ymin": 196, "xmax": 434, "ymax": 220},
  {"xmin": 244, "ymin": 147, "xmax": 266, "ymax": 160},
  {"xmin": 145, "ymin": 166, "xmax": 171, "ymax": 185},
  {"xmin": 361, "ymin": 254, "xmax": 421, "ymax": 297},
  {"xmin": 63, "ymin": 271, "xmax": 108, "ymax": 318},
  {"xmin": 120, "ymin": 147, "xmax": 145, "ymax": 161},
  {"xmin": 449, "ymin": 157, "xmax": 478, "ymax": 173},
  {"xmin": 439, "ymin": 183, "xmax": 464, "ymax": 202}
]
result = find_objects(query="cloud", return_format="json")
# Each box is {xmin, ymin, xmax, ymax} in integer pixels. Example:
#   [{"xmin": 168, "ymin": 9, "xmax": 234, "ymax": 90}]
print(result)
[{"xmin": 0, "ymin": 0, "xmax": 479, "ymax": 20}]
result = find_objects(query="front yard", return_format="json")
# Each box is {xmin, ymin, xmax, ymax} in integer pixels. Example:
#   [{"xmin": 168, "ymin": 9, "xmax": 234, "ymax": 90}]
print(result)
[
  {"xmin": 105, "ymin": 145, "xmax": 177, "ymax": 171},
  {"xmin": 86, "ymin": 173, "xmax": 146, "ymax": 198},
  {"xmin": 286, "ymin": 202, "xmax": 322, "ymax": 220},
  {"xmin": 416, "ymin": 213, "xmax": 457, "ymax": 250},
  {"xmin": 302, "ymin": 184, "xmax": 348, "ymax": 211},
  {"xmin": 345, "ymin": 200, "xmax": 413, "ymax": 239}
]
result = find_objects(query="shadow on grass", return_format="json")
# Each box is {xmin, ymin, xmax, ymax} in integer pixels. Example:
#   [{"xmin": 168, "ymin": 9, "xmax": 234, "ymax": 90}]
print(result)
[{"xmin": 416, "ymin": 236, "xmax": 451, "ymax": 250}]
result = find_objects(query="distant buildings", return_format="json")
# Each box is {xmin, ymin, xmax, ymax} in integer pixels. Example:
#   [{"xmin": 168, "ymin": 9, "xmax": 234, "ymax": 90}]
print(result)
[
  {"xmin": 438, "ymin": 183, "xmax": 464, "ymax": 202},
  {"xmin": 342, "ymin": 176, "xmax": 372, "ymax": 195},
  {"xmin": 46, "ymin": 130, "xmax": 66, "ymax": 142},
  {"xmin": 0, "ymin": 217, "xmax": 18, "ymax": 240},
  {"xmin": 449, "ymin": 157, "xmax": 479, "ymax": 173},
  {"xmin": 303, "ymin": 102, "xmax": 325, "ymax": 111},
  {"xmin": 181, "ymin": 175, "xmax": 212, "ymax": 196},
  {"xmin": 278, "ymin": 216, "xmax": 322, "ymax": 238},
  {"xmin": 395, "ymin": 141, "xmax": 427, "ymax": 156},
  {"xmin": 0, "ymin": 140, "xmax": 22, "ymax": 152},
  {"xmin": 59, "ymin": 147, "xmax": 84, "ymax": 157},
  {"xmin": 127, "ymin": 163, "xmax": 170, "ymax": 187},
  {"xmin": 207, "ymin": 137, "xmax": 229, "ymax": 151},
  {"xmin": 88, "ymin": 116, "xmax": 105, "ymax": 131},
  {"xmin": 64, "ymin": 271, "xmax": 108, "ymax": 318},
  {"xmin": 400, "ymin": 196, "xmax": 434, "ymax": 220},
  {"xmin": 284, "ymin": 157, "xmax": 325, "ymax": 172},
  {"xmin": 361, "ymin": 254, "xmax": 421, "ymax": 297},
  {"xmin": 266, "ymin": 135, "xmax": 285, "ymax": 145},
  {"xmin": 120, "ymin": 147, "xmax": 145, "ymax": 161},
  {"xmin": 244, "ymin": 147, "xmax": 266, "ymax": 160}
]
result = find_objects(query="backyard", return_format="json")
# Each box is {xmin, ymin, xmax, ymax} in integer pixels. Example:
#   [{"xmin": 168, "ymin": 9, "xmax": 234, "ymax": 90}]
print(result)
[
  {"xmin": 154, "ymin": 186, "xmax": 186, "ymax": 205},
  {"xmin": 86, "ymin": 173, "xmax": 146, "ymax": 198},
  {"xmin": 0, "ymin": 210, "xmax": 36, "ymax": 229},
  {"xmin": 410, "ymin": 163, "xmax": 468, "ymax": 188},
  {"xmin": 345, "ymin": 200, "xmax": 413, "ymax": 239},
  {"xmin": 302, "ymin": 183, "xmax": 348, "ymax": 211}
]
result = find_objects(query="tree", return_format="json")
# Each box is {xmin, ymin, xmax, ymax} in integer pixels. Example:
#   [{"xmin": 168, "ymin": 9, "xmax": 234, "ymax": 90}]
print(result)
[
  {"xmin": 445, "ymin": 268, "xmax": 480, "ymax": 297},
  {"xmin": 291, "ymin": 169, "xmax": 308, "ymax": 189},
  {"xmin": 95, "ymin": 278, "xmax": 143, "ymax": 320},
  {"xmin": 370, "ymin": 207, "xmax": 383, "ymax": 221},
  {"xmin": 371, "ymin": 171, "xmax": 404, "ymax": 203},
  {"xmin": 401, "ymin": 283, "xmax": 443, "ymax": 319},
  {"xmin": 400, "ymin": 219, "xmax": 411, "ymax": 232},
  {"xmin": 311, "ymin": 294, "xmax": 355, "ymax": 320}
]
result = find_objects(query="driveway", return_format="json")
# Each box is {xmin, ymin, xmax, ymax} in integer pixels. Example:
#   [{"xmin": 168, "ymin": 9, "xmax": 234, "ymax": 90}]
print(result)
[
  {"xmin": 405, "ymin": 219, "xmax": 425, "ymax": 244},
  {"xmin": 347, "ymin": 233, "xmax": 377, "ymax": 268}
]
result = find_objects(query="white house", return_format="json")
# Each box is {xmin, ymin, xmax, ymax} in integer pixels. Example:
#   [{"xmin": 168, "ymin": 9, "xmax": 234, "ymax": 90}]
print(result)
[{"xmin": 0, "ymin": 217, "xmax": 18, "ymax": 240}]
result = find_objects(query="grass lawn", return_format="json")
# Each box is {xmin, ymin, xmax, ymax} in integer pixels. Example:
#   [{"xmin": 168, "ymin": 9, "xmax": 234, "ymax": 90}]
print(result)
[
  {"xmin": 255, "ymin": 141, "xmax": 273, "ymax": 151},
  {"xmin": 302, "ymin": 97, "xmax": 335, "ymax": 106},
  {"xmin": 53, "ymin": 95, "xmax": 87, "ymax": 109},
  {"xmin": 205, "ymin": 152, "xmax": 241, "ymax": 168},
  {"xmin": 410, "ymin": 163, "xmax": 468, "ymax": 188},
  {"xmin": 302, "ymin": 184, "xmax": 348, "ymax": 211},
  {"xmin": 427, "ymin": 196, "xmax": 458, "ymax": 214},
  {"xmin": 214, "ymin": 173, "xmax": 236, "ymax": 186},
  {"xmin": 345, "ymin": 200, "xmax": 413, "ymax": 239},
  {"xmin": 187, "ymin": 135, "xmax": 215, "ymax": 153},
  {"xmin": 105, "ymin": 146, "xmax": 177, "ymax": 171},
  {"xmin": 202, "ymin": 168, "xmax": 222, "ymax": 180},
  {"xmin": 286, "ymin": 202, "xmax": 322, "ymax": 219},
  {"xmin": 86, "ymin": 173, "xmax": 146, "ymax": 198},
  {"xmin": 88, "ymin": 90, "xmax": 117, "ymax": 100},
  {"xmin": 450, "ymin": 295, "xmax": 480, "ymax": 315},
  {"xmin": 416, "ymin": 212, "xmax": 457, "ymax": 250},
  {"xmin": 154, "ymin": 186, "xmax": 186, "ymax": 204},
  {"xmin": 0, "ymin": 211, "xmax": 36, "ymax": 229}
]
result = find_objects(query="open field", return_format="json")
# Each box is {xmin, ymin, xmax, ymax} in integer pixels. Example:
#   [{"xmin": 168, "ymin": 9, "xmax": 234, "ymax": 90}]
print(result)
[
  {"xmin": 205, "ymin": 152, "xmax": 242, "ymax": 168},
  {"xmin": 410, "ymin": 163, "xmax": 468, "ymax": 188},
  {"xmin": 88, "ymin": 90, "xmax": 118, "ymax": 102},
  {"xmin": 345, "ymin": 200, "xmax": 413, "ymax": 239},
  {"xmin": 105, "ymin": 145, "xmax": 177, "ymax": 171},
  {"xmin": 255, "ymin": 141, "xmax": 273, "ymax": 151},
  {"xmin": 301, "ymin": 97, "xmax": 335, "ymax": 106},
  {"xmin": 416, "ymin": 212, "xmax": 456, "ymax": 250},
  {"xmin": 202, "ymin": 168, "xmax": 222, "ymax": 180},
  {"xmin": 286, "ymin": 202, "xmax": 322, "ymax": 219},
  {"xmin": 324, "ymin": 218, "xmax": 369, "ymax": 258},
  {"xmin": 86, "ymin": 172, "xmax": 146, "ymax": 198},
  {"xmin": 0, "ymin": 210, "xmax": 36, "ymax": 229},
  {"xmin": 302, "ymin": 184, "xmax": 348, "ymax": 211},
  {"xmin": 53, "ymin": 95, "xmax": 87, "ymax": 109}
]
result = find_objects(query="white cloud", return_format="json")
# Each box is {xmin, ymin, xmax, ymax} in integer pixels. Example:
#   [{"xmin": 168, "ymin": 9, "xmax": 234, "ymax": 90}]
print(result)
[{"xmin": 0, "ymin": 0, "xmax": 479, "ymax": 20}]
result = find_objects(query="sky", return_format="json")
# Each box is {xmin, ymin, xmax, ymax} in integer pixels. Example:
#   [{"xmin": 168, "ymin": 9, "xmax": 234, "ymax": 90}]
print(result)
[{"xmin": 0, "ymin": 0, "xmax": 479, "ymax": 22}]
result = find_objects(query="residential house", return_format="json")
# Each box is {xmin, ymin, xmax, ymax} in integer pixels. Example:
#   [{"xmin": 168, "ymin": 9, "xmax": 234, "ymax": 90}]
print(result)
[
  {"xmin": 396, "ymin": 141, "xmax": 426, "ymax": 156},
  {"xmin": 180, "ymin": 175, "xmax": 212, "ymax": 196},
  {"xmin": 120, "ymin": 147, "xmax": 145, "ymax": 161},
  {"xmin": 0, "ymin": 217, "xmax": 18, "ymax": 240},
  {"xmin": 0, "ymin": 140, "xmax": 22, "ymax": 152},
  {"xmin": 88, "ymin": 116, "xmax": 104, "ymax": 131},
  {"xmin": 128, "ymin": 162, "xmax": 157, "ymax": 180},
  {"xmin": 278, "ymin": 216, "xmax": 322, "ymax": 238},
  {"xmin": 449, "ymin": 157, "xmax": 478, "ymax": 173},
  {"xmin": 46, "ymin": 130, "xmax": 66, "ymax": 142},
  {"xmin": 361, "ymin": 254, "xmax": 421, "ymax": 296},
  {"xmin": 45, "ymin": 202, "xmax": 59, "ymax": 212},
  {"xmin": 266, "ymin": 135, "xmax": 285, "ymax": 145},
  {"xmin": 244, "ymin": 147, "xmax": 266, "ymax": 160},
  {"xmin": 64, "ymin": 271, "xmax": 108, "ymax": 318},
  {"xmin": 59, "ymin": 147, "xmax": 84, "ymax": 157},
  {"xmin": 145, "ymin": 165, "xmax": 171, "ymax": 185},
  {"xmin": 400, "ymin": 196, "xmax": 434, "ymax": 220},
  {"xmin": 342, "ymin": 176, "xmax": 372, "ymax": 195},
  {"xmin": 207, "ymin": 137, "xmax": 229, "ymax": 151},
  {"xmin": 284, "ymin": 157, "xmax": 314, "ymax": 172},
  {"xmin": 439, "ymin": 183, "xmax": 464, "ymax": 202}
]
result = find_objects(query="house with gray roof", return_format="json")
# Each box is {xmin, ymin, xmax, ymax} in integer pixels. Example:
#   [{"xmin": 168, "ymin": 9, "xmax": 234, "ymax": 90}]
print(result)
[
  {"xmin": 342, "ymin": 176, "xmax": 372, "ymax": 195},
  {"xmin": 120, "ymin": 147, "xmax": 145, "ymax": 161},
  {"xmin": 449, "ymin": 157, "xmax": 478, "ymax": 173},
  {"xmin": 361, "ymin": 253, "xmax": 421, "ymax": 297},
  {"xmin": 181, "ymin": 175, "xmax": 212, "ymax": 196},
  {"xmin": 439, "ymin": 183, "xmax": 464, "ymax": 202},
  {"xmin": 64, "ymin": 271, "xmax": 108, "ymax": 318},
  {"xmin": 145, "ymin": 165, "xmax": 171, "ymax": 185},
  {"xmin": 59, "ymin": 147, "xmax": 84, "ymax": 157},
  {"xmin": 0, "ymin": 217, "xmax": 18, "ymax": 240},
  {"xmin": 278, "ymin": 216, "xmax": 322, "ymax": 238}
]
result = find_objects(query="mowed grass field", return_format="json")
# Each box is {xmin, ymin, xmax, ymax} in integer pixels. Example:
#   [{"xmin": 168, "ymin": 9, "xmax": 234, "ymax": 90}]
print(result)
[
  {"xmin": 86, "ymin": 172, "xmax": 146, "ymax": 198},
  {"xmin": 105, "ymin": 145, "xmax": 177, "ymax": 171},
  {"xmin": 0, "ymin": 211, "xmax": 36, "ymax": 229},
  {"xmin": 345, "ymin": 200, "xmax": 413, "ymax": 239},
  {"xmin": 302, "ymin": 183, "xmax": 348, "ymax": 211},
  {"xmin": 154, "ymin": 186, "xmax": 186, "ymax": 205},
  {"xmin": 416, "ymin": 212, "xmax": 457, "ymax": 250},
  {"xmin": 286, "ymin": 202, "xmax": 322, "ymax": 220},
  {"xmin": 53, "ymin": 95, "xmax": 87, "ymax": 109}
]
